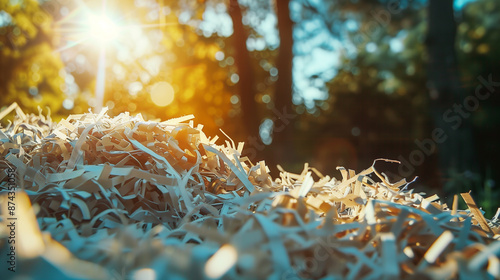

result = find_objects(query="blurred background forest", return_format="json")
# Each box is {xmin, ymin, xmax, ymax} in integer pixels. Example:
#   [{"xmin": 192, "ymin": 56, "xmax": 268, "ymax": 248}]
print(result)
[{"xmin": 1, "ymin": 0, "xmax": 499, "ymax": 215}]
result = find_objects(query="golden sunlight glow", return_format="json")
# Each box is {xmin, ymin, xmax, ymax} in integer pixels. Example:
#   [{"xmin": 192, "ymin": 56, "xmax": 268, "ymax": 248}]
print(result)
[
  {"xmin": 132, "ymin": 268, "xmax": 156, "ymax": 280},
  {"xmin": 15, "ymin": 192, "xmax": 46, "ymax": 258},
  {"xmin": 85, "ymin": 13, "xmax": 120, "ymax": 44},
  {"xmin": 204, "ymin": 244, "xmax": 238, "ymax": 279},
  {"xmin": 150, "ymin": 81, "xmax": 175, "ymax": 107}
]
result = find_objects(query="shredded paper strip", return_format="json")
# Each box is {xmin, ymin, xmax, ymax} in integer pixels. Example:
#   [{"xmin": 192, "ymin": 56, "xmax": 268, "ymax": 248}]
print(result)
[{"xmin": 0, "ymin": 103, "xmax": 499, "ymax": 280}]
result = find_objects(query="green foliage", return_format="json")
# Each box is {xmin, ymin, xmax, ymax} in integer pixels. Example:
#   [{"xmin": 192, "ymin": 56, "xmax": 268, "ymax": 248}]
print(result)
[
  {"xmin": 455, "ymin": 0, "xmax": 500, "ymax": 211},
  {"xmin": 319, "ymin": 0, "xmax": 499, "ymax": 210},
  {"xmin": 0, "ymin": 0, "xmax": 65, "ymax": 116},
  {"xmin": 457, "ymin": 0, "xmax": 500, "ymax": 75},
  {"xmin": 324, "ymin": 4, "xmax": 429, "ymax": 142},
  {"xmin": 443, "ymin": 169, "xmax": 499, "ymax": 218}
]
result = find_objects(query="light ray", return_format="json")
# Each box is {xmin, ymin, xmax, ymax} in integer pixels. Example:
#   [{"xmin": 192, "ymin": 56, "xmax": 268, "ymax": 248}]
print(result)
[
  {"xmin": 53, "ymin": 38, "xmax": 88, "ymax": 53},
  {"xmin": 95, "ymin": 46, "xmax": 106, "ymax": 113}
]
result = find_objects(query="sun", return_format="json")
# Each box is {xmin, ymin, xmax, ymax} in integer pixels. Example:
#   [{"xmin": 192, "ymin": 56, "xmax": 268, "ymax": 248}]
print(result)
[{"xmin": 85, "ymin": 13, "xmax": 120, "ymax": 45}]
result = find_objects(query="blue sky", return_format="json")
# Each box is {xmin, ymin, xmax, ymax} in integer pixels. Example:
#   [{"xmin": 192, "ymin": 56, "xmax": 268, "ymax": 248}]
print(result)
[{"xmin": 454, "ymin": 0, "xmax": 477, "ymax": 10}]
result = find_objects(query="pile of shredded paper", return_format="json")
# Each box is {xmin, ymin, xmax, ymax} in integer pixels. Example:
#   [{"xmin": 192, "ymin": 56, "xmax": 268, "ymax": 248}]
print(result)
[{"xmin": 0, "ymin": 103, "xmax": 499, "ymax": 280}]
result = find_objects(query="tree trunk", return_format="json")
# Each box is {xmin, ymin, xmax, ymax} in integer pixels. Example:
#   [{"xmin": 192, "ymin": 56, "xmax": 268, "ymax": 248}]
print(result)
[
  {"xmin": 426, "ymin": 0, "xmax": 478, "ymax": 181},
  {"xmin": 228, "ymin": 0, "xmax": 260, "ymax": 141},
  {"xmin": 268, "ymin": 0, "xmax": 296, "ymax": 174}
]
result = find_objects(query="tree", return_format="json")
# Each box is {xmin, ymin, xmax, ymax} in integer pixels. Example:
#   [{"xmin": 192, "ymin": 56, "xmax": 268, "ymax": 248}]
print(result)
[
  {"xmin": 0, "ymin": 0, "xmax": 65, "ymax": 118},
  {"xmin": 228, "ymin": 0, "xmax": 260, "ymax": 140},
  {"xmin": 451, "ymin": 0, "xmax": 500, "ymax": 215},
  {"xmin": 268, "ymin": 0, "xmax": 296, "ymax": 173},
  {"xmin": 304, "ymin": 1, "xmax": 435, "ymax": 179},
  {"xmin": 426, "ymin": 0, "xmax": 478, "ymax": 179}
]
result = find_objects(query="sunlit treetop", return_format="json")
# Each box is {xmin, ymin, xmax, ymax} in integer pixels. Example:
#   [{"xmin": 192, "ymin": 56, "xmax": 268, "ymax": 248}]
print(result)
[{"xmin": 0, "ymin": 0, "xmax": 65, "ymax": 117}]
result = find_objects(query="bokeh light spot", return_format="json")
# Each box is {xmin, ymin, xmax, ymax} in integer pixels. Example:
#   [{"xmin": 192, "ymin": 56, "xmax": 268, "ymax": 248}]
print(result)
[
  {"xmin": 105, "ymin": 100, "xmax": 115, "ymax": 109},
  {"xmin": 32, "ymin": 73, "xmax": 41, "ymax": 82},
  {"xmin": 230, "ymin": 73, "xmax": 239, "ymax": 84},
  {"xmin": 215, "ymin": 51, "xmax": 225, "ymax": 61},
  {"xmin": 259, "ymin": 119, "xmax": 274, "ymax": 145},
  {"xmin": 128, "ymin": 81, "xmax": 143, "ymax": 96},
  {"xmin": 63, "ymin": 99, "xmax": 74, "ymax": 110},
  {"xmin": 29, "ymin": 86, "xmax": 38, "ymax": 96},
  {"xmin": 477, "ymin": 43, "xmax": 490, "ymax": 54},
  {"xmin": 351, "ymin": 127, "xmax": 361, "ymax": 137},
  {"xmin": 150, "ymin": 81, "xmax": 175, "ymax": 107},
  {"xmin": 366, "ymin": 42, "xmax": 377, "ymax": 53},
  {"xmin": 230, "ymin": 95, "xmax": 239, "ymax": 104},
  {"xmin": 269, "ymin": 67, "xmax": 278, "ymax": 77},
  {"xmin": 262, "ymin": 94, "xmax": 271, "ymax": 103}
]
